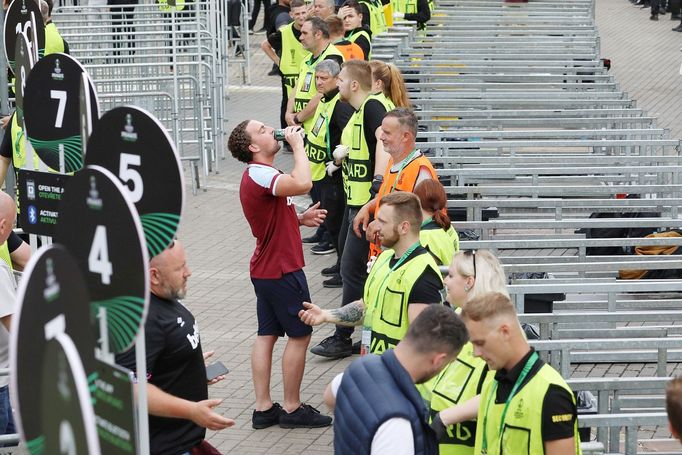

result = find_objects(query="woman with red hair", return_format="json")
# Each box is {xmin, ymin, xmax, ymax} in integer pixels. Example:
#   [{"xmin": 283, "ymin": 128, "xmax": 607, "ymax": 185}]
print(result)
[{"xmin": 413, "ymin": 179, "xmax": 459, "ymax": 265}]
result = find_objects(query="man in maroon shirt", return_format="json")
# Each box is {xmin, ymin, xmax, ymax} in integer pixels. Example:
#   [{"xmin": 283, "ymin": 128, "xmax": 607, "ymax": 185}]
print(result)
[{"xmin": 228, "ymin": 121, "xmax": 332, "ymax": 429}]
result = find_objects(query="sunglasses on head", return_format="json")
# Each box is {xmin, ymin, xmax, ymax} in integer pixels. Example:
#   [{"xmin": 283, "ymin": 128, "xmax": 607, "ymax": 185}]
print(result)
[{"xmin": 464, "ymin": 250, "xmax": 476, "ymax": 279}]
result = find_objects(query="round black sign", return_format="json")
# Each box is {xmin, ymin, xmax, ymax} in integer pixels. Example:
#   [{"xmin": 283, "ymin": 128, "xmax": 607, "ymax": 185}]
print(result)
[
  {"xmin": 4, "ymin": 0, "xmax": 45, "ymax": 74},
  {"xmin": 40, "ymin": 339, "xmax": 101, "ymax": 454},
  {"xmin": 10, "ymin": 244, "xmax": 98, "ymax": 452},
  {"xmin": 14, "ymin": 31, "xmax": 33, "ymax": 124},
  {"xmin": 55, "ymin": 165, "xmax": 149, "ymax": 354},
  {"xmin": 85, "ymin": 105, "xmax": 184, "ymax": 257},
  {"xmin": 80, "ymin": 73, "xmax": 97, "ymax": 157},
  {"xmin": 23, "ymin": 53, "xmax": 99, "ymax": 173}
]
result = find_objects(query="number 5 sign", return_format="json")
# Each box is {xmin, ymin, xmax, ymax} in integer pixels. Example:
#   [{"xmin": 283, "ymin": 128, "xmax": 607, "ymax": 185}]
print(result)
[{"xmin": 85, "ymin": 106, "xmax": 184, "ymax": 258}]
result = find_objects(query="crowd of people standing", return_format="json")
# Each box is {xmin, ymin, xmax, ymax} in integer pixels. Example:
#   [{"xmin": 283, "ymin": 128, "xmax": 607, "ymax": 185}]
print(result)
[{"xmin": 225, "ymin": 0, "xmax": 588, "ymax": 452}]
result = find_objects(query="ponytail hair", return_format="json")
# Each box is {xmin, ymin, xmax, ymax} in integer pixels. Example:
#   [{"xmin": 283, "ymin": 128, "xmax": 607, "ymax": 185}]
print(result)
[
  {"xmin": 369, "ymin": 60, "xmax": 412, "ymax": 108},
  {"xmin": 413, "ymin": 179, "xmax": 451, "ymax": 231},
  {"xmin": 386, "ymin": 63, "xmax": 411, "ymax": 108}
]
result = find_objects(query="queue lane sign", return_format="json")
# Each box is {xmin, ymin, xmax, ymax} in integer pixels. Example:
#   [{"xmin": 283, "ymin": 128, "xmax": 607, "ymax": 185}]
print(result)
[{"xmin": 85, "ymin": 105, "xmax": 184, "ymax": 258}]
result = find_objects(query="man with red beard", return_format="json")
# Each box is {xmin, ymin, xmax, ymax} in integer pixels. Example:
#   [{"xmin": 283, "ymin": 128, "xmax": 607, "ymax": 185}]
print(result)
[{"xmin": 299, "ymin": 191, "xmax": 444, "ymax": 355}]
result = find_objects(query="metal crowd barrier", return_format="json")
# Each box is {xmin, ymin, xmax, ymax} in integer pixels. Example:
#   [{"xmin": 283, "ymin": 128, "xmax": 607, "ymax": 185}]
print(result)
[
  {"xmin": 398, "ymin": 0, "xmax": 682, "ymax": 451},
  {"xmin": 53, "ymin": 0, "xmax": 231, "ymax": 185}
]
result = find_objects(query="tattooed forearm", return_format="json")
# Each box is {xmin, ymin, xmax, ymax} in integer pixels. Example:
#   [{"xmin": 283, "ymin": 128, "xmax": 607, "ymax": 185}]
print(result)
[{"xmin": 329, "ymin": 301, "xmax": 365, "ymax": 326}]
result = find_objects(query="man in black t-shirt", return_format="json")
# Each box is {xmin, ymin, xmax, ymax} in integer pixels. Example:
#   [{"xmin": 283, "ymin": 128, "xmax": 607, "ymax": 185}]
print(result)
[
  {"xmin": 265, "ymin": 0, "xmax": 292, "ymax": 35},
  {"xmin": 116, "ymin": 240, "xmax": 234, "ymax": 455}
]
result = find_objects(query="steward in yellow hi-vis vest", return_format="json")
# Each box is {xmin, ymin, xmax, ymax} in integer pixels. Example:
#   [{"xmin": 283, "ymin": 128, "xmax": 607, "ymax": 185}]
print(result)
[
  {"xmin": 476, "ymin": 351, "xmax": 581, "ymax": 455},
  {"xmin": 279, "ymin": 22, "xmax": 308, "ymax": 97},
  {"xmin": 392, "ymin": 0, "xmax": 431, "ymax": 30},
  {"xmin": 340, "ymin": 94, "xmax": 391, "ymax": 207},
  {"xmin": 362, "ymin": 246, "xmax": 442, "ymax": 354},
  {"xmin": 451, "ymin": 292, "xmax": 581, "ymax": 455},
  {"xmin": 293, "ymin": 42, "xmax": 344, "ymax": 134},
  {"xmin": 305, "ymin": 91, "xmax": 343, "ymax": 182},
  {"xmin": 44, "ymin": 21, "xmax": 69, "ymax": 55},
  {"xmin": 424, "ymin": 342, "xmax": 491, "ymax": 455},
  {"xmin": 359, "ymin": 0, "xmax": 387, "ymax": 35},
  {"xmin": 6, "ymin": 112, "xmax": 40, "ymax": 215},
  {"xmin": 420, "ymin": 218, "xmax": 459, "ymax": 266}
]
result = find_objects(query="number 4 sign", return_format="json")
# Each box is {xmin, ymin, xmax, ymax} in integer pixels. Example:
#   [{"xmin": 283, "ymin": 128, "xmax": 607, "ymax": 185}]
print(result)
[{"xmin": 55, "ymin": 165, "xmax": 149, "ymax": 355}]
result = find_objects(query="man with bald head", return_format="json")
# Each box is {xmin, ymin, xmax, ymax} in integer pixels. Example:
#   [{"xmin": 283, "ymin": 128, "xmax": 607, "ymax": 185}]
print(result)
[{"xmin": 116, "ymin": 239, "xmax": 235, "ymax": 455}]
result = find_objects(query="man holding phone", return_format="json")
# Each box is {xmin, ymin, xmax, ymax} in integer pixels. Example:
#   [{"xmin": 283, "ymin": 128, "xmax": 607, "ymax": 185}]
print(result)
[{"xmin": 116, "ymin": 240, "xmax": 234, "ymax": 455}]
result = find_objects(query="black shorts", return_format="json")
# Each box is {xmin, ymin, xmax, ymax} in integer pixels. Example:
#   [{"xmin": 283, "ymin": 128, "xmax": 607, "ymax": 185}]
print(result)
[{"xmin": 251, "ymin": 270, "xmax": 313, "ymax": 338}]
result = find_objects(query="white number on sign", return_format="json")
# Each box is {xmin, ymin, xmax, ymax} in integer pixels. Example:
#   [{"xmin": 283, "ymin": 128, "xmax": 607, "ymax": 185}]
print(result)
[
  {"xmin": 19, "ymin": 66, "xmax": 26, "ymax": 98},
  {"xmin": 118, "ymin": 153, "xmax": 143, "ymax": 202},
  {"xmin": 50, "ymin": 90, "xmax": 67, "ymax": 128},
  {"xmin": 15, "ymin": 22, "xmax": 31, "ymax": 39},
  {"xmin": 88, "ymin": 226, "xmax": 112, "ymax": 285},
  {"xmin": 59, "ymin": 420, "xmax": 76, "ymax": 455}
]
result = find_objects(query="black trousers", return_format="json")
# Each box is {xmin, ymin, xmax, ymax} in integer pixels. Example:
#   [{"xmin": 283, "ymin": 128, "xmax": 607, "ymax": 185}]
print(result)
[
  {"xmin": 249, "ymin": 0, "xmax": 272, "ymax": 30},
  {"xmin": 336, "ymin": 205, "xmax": 369, "ymax": 339},
  {"xmin": 108, "ymin": 0, "xmax": 138, "ymax": 55},
  {"xmin": 320, "ymin": 175, "xmax": 346, "ymax": 264}
]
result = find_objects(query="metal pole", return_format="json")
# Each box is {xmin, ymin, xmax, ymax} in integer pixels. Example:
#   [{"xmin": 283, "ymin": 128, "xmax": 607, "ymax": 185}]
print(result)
[{"xmin": 135, "ymin": 328, "xmax": 150, "ymax": 455}]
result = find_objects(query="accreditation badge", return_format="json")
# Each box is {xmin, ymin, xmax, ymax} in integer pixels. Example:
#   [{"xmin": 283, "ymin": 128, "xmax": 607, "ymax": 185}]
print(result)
[
  {"xmin": 302, "ymin": 73, "xmax": 313, "ymax": 92},
  {"xmin": 311, "ymin": 115, "xmax": 325, "ymax": 137}
]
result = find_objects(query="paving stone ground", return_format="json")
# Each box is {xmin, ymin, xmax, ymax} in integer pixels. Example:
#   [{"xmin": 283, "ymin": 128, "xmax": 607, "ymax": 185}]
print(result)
[{"xmin": 173, "ymin": 1, "xmax": 682, "ymax": 453}]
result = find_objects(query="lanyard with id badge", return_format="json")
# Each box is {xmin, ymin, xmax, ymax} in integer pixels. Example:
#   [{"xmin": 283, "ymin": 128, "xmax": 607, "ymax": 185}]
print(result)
[{"xmin": 480, "ymin": 351, "xmax": 539, "ymax": 454}]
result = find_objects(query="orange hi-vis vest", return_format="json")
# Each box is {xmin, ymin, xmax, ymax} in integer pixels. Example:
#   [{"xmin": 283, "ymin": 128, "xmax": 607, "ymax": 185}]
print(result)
[{"xmin": 369, "ymin": 151, "xmax": 437, "ymax": 257}]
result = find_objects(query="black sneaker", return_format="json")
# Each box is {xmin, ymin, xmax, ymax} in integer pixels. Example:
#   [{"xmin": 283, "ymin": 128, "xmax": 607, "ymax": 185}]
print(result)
[
  {"xmin": 279, "ymin": 404, "xmax": 332, "ymax": 428},
  {"xmin": 321, "ymin": 264, "xmax": 339, "ymax": 276},
  {"xmin": 311, "ymin": 242, "xmax": 335, "ymax": 255},
  {"xmin": 322, "ymin": 274, "xmax": 342, "ymax": 288},
  {"xmin": 267, "ymin": 64, "xmax": 279, "ymax": 76},
  {"xmin": 302, "ymin": 233, "xmax": 322, "ymax": 244},
  {"xmin": 310, "ymin": 334, "xmax": 352, "ymax": 358},
  {"xmin": 252, "ymin": 403, "xmax": 283, "ymax": 429}
]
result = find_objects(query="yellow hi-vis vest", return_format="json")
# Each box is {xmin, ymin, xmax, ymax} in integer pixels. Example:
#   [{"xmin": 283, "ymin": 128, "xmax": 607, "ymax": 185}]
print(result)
[
  {"xmin": 11, "ymin": 113, "xmax": 40, "ymax": 214},
  {"xmin": 392, "ymin": 0, "xmax": 418, "ymax": 13},
  {"xmin": 475, "ymin": 362, "xmax": 582, "ymax": 455},
  {"xmin": 10, "ymin": 113, "xmax": 28, "ymax": 171},
  {"xmin": 420, "ymin": 220, "xmax": 460, "ymax": 266},
  {"xmin": 293, "ymin": 43, "xmax": 344, "ymax": 134},
  {"xmin": 360, "ymin": 0, "xmax": 387, "ymax": 36},
  {"xmin": 362, "ymin": 248, "xmax": 442, "ymax": 354},
  {"xmin": 0, "ymin": 242, "xmax": 11, "ymax": 270},
  {"xmin": 340, "ymin": 94, "xmax": 392, "ymax": 207},
  {"xmin": 345, "ymin": 28, "xmax": 372, "ymax": 59},
  {"xmin": 368, "ymin": 92, "xmax": 395, "ymax": 111},
  {"xmin": 44, "ymin": 22, "xmax": 65, "ymax": 55},
  {"xmin": 304, "ymin": 92, "xmax": 341, "ymax": 182},
  {"xmin": 425, "ymin": 343, "xmax": 491, "ymax": 455},
  {"xmin": 279, "ymin": 23, "xmax": 308, "ymax": 97}
]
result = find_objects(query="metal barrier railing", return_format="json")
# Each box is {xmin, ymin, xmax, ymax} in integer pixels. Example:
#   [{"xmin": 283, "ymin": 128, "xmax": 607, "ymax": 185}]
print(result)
[{"xmin": 53, "ymin": 0, "xmax": 233, "ymax": 181}]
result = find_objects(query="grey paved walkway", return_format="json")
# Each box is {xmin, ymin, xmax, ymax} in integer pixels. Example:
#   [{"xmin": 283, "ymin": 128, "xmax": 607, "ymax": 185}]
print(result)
[
  {"xmin": 174, "ymin": 1, "xmax": 682, "ymax": 453},
  {"xmin": 596, "ymin": 0, "xmax": 682, "ymax": 140}
]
